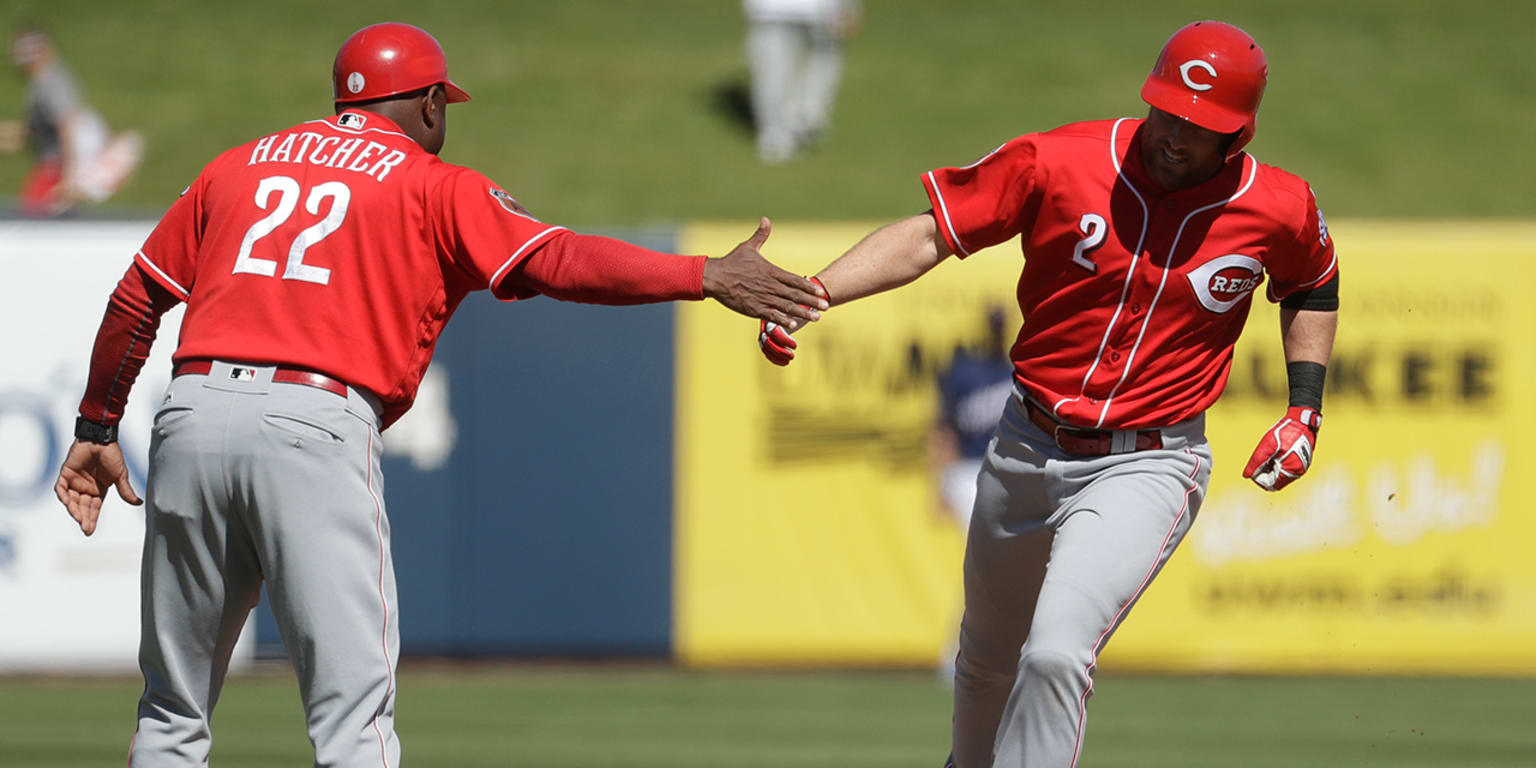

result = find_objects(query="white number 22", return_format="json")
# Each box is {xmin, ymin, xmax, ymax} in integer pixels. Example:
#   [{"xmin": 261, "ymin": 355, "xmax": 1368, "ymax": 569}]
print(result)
[
  {"xmin": 1071, "ymin": 213, "xmax": 1107, "ymax": 273},
  {"xmin": 231, "ymin": 175, "xmax": 351, "ymax": 285}
]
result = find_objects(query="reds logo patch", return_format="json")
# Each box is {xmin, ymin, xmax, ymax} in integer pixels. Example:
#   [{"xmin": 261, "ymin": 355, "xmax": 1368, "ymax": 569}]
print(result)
[
  {"xmin": 1187, "ymin": 253, "xmax": 1263, "ymax": 313},
  {"xmin": 489, "ymin": 188, "xmax": 538, "ymax": 220}
]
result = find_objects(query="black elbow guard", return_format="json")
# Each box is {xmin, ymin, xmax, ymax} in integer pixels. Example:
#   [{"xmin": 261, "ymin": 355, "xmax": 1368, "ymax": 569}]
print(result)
[{"xmin": 1280, "ymin": 273, "xmax": 1339, "ymax": 311}]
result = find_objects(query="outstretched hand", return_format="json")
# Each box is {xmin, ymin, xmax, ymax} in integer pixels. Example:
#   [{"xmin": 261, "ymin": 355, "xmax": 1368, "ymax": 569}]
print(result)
[
  {"xmin": 702, "ymin": 218, "xmax": 827, "ymax": 329},
  {"xmin": 55, "ymin": 440, "xmax": 143, "ymax": 536}
]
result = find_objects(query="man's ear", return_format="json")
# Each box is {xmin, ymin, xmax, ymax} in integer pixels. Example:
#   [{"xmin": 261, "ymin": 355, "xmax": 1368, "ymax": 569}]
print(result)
[{"xmin": 421, "ymin": 84, "xmax": 445, "ymax": 128}]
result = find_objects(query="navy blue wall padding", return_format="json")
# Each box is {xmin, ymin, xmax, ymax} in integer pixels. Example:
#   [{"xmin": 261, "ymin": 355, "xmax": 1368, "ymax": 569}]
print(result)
[{"xmin": 256, "ymin": 228, "xmax": 677, "ymax": 657}]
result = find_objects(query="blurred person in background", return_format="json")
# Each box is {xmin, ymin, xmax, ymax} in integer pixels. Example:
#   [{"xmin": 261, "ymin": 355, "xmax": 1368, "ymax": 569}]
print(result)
[
  {"xmin": 930, "ymin": 306, "xmax": 1016, "ymax": 683},
  {"xmin": 743, "ymin": 0, "xmax": 860, "ymax": 164},
  {"xmin": 2, "ymin": 24, "xmax": 143, "ymax": 216}
]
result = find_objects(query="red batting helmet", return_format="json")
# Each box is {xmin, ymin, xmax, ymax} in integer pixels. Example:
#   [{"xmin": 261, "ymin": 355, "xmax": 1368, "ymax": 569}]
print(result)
[
  {"xmin": 1141, "ymin": 21, "xmax": 1266, "ymax": 157},
  {"xmin": 333, "ymin": 22, "xmax": 471, "ymax": 104}
]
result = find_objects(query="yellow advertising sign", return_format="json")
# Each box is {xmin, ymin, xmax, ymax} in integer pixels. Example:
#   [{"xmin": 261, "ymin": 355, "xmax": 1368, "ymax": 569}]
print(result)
[
  {"xmin": 674, "ymin": 220, "xmax": 1536, "ymax": 675},
  {"xmin": 1107, "ymin": 220, "xmax": 1536, "ymax": 675}
]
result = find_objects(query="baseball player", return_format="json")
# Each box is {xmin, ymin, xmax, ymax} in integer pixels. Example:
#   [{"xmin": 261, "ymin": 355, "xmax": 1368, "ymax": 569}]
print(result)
[
  {"xmin": 760, "ymin": 21, "xmax": 1338, "ymax": 767},
  {"xmin": 53, "ymin": 22, "xmax": 825, "ymax": 767}
]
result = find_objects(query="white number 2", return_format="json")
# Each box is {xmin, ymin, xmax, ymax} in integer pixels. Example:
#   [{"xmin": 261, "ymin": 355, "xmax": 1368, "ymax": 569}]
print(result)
[
  {"xmin": 1071, "ymin": 213, "xmax": 1107, "ymax": 273},
  {"xmin": 231, "ymin": 175, "xmax": 351, "ymax": 285}
]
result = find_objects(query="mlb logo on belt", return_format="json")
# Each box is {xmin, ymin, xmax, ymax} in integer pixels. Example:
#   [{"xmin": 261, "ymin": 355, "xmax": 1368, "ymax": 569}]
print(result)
[{"xmin": 229, "ymin": 367, "xmax": 257, "ymax": 382}]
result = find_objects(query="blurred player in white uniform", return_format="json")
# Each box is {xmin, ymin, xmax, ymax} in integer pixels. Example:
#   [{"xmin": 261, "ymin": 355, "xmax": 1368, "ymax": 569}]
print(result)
[{"xmin": 743, "ymin": 0, "xmax": 860, "ymax": 163}]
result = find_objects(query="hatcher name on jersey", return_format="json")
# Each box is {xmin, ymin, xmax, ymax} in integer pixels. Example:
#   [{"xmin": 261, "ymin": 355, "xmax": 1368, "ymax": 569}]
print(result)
[{"xmin": 247, "ymin": 131, "xmax": 407, "ymax": 182}]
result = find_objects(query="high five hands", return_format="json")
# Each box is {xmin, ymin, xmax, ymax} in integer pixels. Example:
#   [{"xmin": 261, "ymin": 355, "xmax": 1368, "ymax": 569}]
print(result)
[{"xmin": 702, "ymin": 217, "xmax": 827, "ymax": 329}]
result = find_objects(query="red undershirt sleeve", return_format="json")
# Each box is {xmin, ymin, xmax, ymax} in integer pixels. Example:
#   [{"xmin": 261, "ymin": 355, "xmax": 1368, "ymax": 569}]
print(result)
[
  {"xmin": 78, "ymin": 262, "xmax": 183, "ymax": 424},
  {"xmin": 504, "ymin": 231, "xmax": 707, "ymax": 305}
]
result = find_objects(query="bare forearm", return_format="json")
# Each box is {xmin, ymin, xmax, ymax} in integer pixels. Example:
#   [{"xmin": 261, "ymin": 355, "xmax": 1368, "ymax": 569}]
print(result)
[
  {"xmin": 815, "ymin": 212, "xmax": 952, "ymax": 305},
  {"xmin": 1279, "ymin": 308, "xmax": 1337, "ymax": 364}
]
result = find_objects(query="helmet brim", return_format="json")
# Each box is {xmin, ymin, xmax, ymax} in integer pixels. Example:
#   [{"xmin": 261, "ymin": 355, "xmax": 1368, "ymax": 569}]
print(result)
[
  {"xmin": 444, "ymin": 79, "xmax": 471, "ymax": 103},
  {"xmin": 1140, "ymin": 78, "xmax": 1248, "ymax": 135}
]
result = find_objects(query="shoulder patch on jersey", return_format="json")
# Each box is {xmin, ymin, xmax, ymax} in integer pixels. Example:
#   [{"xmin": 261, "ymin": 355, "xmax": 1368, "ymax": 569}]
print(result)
[
  {"xmin": 489, "ymin": 187, "xmax": 539, "ymax": 221},
  {"xmin": 337, "ymin": 112, "xmax": 367, "ymax": 130},
  {"xmin": 1316, "ymin": 207, "xmax": 1329, "ymax": 247}
]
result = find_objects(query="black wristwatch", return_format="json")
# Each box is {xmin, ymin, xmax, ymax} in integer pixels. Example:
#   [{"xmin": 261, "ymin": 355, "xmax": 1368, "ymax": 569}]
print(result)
[{"xmin": 75, "ymin": 416, "xmax": 119, "ymax": 444}]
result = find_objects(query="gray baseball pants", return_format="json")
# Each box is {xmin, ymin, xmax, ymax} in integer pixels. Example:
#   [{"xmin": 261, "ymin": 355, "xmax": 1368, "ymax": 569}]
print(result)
[
  {"xmin": 746, "ymin": 18, "xmax": 844, "ymax": 162},
  {"xmin": 130, "ymin": 362, "xmax": 399, "ymax": 768},
  {"xmin": 950, "ymin": 389, "xmax": 1212, "ymax": 768}
]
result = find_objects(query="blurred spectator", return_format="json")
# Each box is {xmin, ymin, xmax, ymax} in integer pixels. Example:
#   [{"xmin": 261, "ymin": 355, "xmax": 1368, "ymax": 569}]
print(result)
[
  {"xmin": 743, "ymin": 0, "xmax": 859, "ymax": 164},
  {"xmin": 931, "ymin": 306, "xmax": 1016, "ymax": 528},
  {"xmin": 931, "ymin": 306, "xmax": 1015, "ymax": 682},
  {"xmin": 3, "ymin": 24, "xmax": 143, "ymax": 216}
]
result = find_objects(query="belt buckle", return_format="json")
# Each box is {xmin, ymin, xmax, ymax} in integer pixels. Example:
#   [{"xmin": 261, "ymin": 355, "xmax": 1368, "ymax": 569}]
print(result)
[
  {"xmin": 1052, "ymin": 423, "xmax": 1096, "ymax": 456},
  {"xmin": 1052, "ymin": 423, "xmax": 1071, "ymax": 450}
]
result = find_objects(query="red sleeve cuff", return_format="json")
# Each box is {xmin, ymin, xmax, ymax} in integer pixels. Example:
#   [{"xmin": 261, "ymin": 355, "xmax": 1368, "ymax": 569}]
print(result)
[
  {"xmin": 134, "ymin": 250, "xmax": 191, "ymax": 301},
  {"xmin": 488, "ymin": 226, "xmax": 572, "ymax": 302},
  {"xmin": 921, "ymin": 172, "xmax": 970, "ymax": 258}
]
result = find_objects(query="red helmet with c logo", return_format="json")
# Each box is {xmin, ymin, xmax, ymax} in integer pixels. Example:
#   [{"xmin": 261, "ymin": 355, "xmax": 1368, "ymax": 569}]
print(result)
[
  {"xmin": 333, "ymin": 22, "xmax": 471, "ymax": 104},
  {"xmin": 1141, "ymin": 21, "xmax": 1266, "ymax": 157}
]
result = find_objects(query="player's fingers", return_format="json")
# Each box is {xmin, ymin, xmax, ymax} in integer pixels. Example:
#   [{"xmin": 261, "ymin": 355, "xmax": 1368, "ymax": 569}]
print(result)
[
  {"xmin": 745, "ymin": 217, "xmax": 772, "ymax": 250},
  {"xmin": 784, "ymin": 301, "xmax": 821, "ymax": 325},
  {"xmin": 768, "ymin": 325, "xmax": 798, "ymax": 350},
  {"xmin": 115, "ymin": 473, "xmax": 144, "ymax": 506},
  {"xmin": 762, "ymin": 305, "xmax": 801, "ymax": 328},
  {"xmin": 761, "ymin": 340, "xmax": 794, "ymax": 366},
  {"xmin": 66, "ymin": 494, "xmax": 90, "ymax": 533},
  {"xmin": 774, "ymin": 271, "xmax": 830, "ymax": 310}
]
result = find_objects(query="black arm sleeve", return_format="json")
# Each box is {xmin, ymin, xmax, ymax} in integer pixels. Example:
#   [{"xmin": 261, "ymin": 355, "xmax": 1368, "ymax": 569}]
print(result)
[{"xmin": 1279, "ymin": 273, "xmax": 1339, "ymax": 311}]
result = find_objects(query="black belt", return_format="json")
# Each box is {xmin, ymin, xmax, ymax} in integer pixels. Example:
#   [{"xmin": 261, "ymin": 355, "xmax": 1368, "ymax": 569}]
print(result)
[
  {"xmin": 1023, "ymin": 397, "xmax": 1163, "ymax": 456},
  {"xmin": 174, "ymin": 360, "xmax": 350, "ymax": 399}
]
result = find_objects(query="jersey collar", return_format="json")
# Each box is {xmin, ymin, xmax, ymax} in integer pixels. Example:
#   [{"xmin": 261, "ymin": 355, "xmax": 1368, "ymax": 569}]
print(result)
[
  {"xmin": 329, "ymin": 109, "xmax": 412, "ymax": 142},
  {"xmin": 1121, "ymin": 120, "xmax": 1249, "ymax": 204}
]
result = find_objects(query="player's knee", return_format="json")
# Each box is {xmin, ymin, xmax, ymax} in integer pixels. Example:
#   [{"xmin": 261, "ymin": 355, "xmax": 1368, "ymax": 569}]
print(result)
[
  {"xmin": 1019, "ymin": 647, "xmax": 1084, "ymax": 689},
  {"xmin": 954, "ymin": 646, "xmax": 1017, "ymax": 690}
]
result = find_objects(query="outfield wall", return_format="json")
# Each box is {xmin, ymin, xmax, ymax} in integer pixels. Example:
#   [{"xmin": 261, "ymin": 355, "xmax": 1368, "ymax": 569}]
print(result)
[
  {"xmin": 673, "ymin": 220, "xmax": 1536, "ymax": 675},
  {"xmin": 3, "ymin": 219, "xmax": 1532, "ymax": 676}
]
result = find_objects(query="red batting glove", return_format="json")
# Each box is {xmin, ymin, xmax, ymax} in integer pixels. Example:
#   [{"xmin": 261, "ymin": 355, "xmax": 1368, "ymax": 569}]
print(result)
[
  {"xmin": 1242, "ymin": 406, "xmax": 1322, "ymax": 492},
  {"xmin": 758, "ymin": 319, "xmax": 797, "ymax": 366},
  {"xmin": 758, "ymin": 277, "xmax": 826, "ymax": 367}
]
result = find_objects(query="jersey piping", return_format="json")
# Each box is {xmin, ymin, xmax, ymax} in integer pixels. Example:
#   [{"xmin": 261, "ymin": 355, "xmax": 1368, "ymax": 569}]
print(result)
[
  {"xmin": 134, "ymin": 249, "xmax": 190, "ymax": 299},
  {"xmin": 488, "ymin": 225, "xmax": 567, "ymax": 291},
  {"xmin": 1095, "ymin": 155, "xmax": 1257, "ymax": 426},
  {"xmin": 1061, "ymin": 117, "xmax": 1151, "ymax": 420},
  {"xmin": 302, "ymin": 118, "xmax": 415, "ymax": 143},
  {"xmin": 927, "ymin": 170, "xmax": 972, "ymax": 257}
]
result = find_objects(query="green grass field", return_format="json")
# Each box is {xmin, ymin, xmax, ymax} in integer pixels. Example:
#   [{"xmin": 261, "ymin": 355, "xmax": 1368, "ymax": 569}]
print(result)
[
  {"xmin": 3, "ymin": 4, "xmax": 1533, "ymax": 766},
  {"xmin": 4, "ymin": 668, "xmax": 1534, "ymax": 767},
  {"xmin": 1, "ymin": 1, "xmax": 1532, "ymax": 224}
]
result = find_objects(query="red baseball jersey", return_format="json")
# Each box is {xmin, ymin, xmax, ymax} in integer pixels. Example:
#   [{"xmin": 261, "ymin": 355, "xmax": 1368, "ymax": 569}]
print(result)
[
  {"xmin": 133, "ymin": 110, "xmax": 566, "ymax": 426},
  {"xmin": 922, "ymin": 117, "xmax": 1338, "ymax": 430}
]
